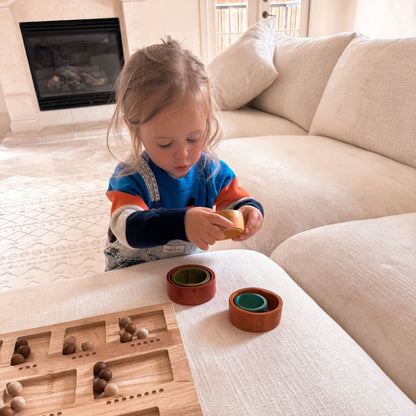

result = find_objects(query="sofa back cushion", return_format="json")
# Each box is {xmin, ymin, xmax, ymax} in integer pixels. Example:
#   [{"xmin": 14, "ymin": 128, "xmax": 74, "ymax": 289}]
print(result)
[
  {"xmin": 310, "ymin": 36, "xmax": 416, "ymax": 168},
  {"xmin": 250, "ymin": 32, "xmax": 356, "ymax": 130},
  {"xmin": 207, "ymin": 17, "xmax": 278, "ymax": 111}
]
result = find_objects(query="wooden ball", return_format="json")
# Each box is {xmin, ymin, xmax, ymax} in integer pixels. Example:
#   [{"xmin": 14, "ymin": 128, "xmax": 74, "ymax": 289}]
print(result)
[
  {"xmin": 6, "ymin": 381, "xmax": 23, "ymax": 396},
  {"xmin": 118, "ymin": 316, "xmax": 131, "ymax": 328},
  {"xmin": 120, "ymin": 331, "xmax": 132, "ymax": 343},
  {"xmin": 17, "ymin": 345, "xmax": 31, "ymax": 358},
  {"xmin": 11, "ymin": 353, "xmax": 25, "ymax": 365},
  {"xmin": 136, "ymin": 327, "xmax": 149, "ymax": 339},
  {"xmin": 104, "ymin": 382, "xmax": 119, "ymax": 397},
  {"xmin": 93, "ymin": 378, "xmax": 107, "ymax": 394},
  {"xmin": 98, "ymin": 368, "xmax": 112, "ymax": 382},
  {"xmin": 14, "ymin": 338, "xmax": 28, "ymax": 349},
  {"xmin": 0, "ymin": 405, "xmax": 14, "ymax": 416},
  {"xmin": 93, "ymin": 361, "xmax": 107, "ymax": 376},
  {"xmin": 81, "ymin": 340, "xmax": 94, "ymax": 351},
  {"xmin": 64, "ymin": 335, "xmax": 76, "ymax": 345},
  {"xmin": 125, "ymin": 322, "xmax": 136, "ymax": 334},
  {"xmin": 10, "ymin": 396, "xmax": 26, "ymax": 412},
  {"xmin": 62, "ymin": 342, "xmax": 76, "ymax": 355}
]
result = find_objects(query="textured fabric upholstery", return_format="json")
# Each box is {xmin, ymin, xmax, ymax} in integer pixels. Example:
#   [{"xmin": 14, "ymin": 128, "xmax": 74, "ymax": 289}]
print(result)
[
  {"xmin": 217, "ymin": 135, "xmax": 416, "ymax": 256},
  {"xmin": 310, "ymin": 35, "xmax": 416, "ymax": 168},
  {"xmin": 271, "ymin": 214, "xmax": 416, "ymax": 402},
  {"xmin": 251, "ymin": 32, "xmax": 356, "ymax": 130},
  {"xmin": 208, "ymin": 17, "xmax": 277, "ymax": 110},
  {"xmin": 216, "ymin": 106, "xmax": 306, "ymax": 139}
]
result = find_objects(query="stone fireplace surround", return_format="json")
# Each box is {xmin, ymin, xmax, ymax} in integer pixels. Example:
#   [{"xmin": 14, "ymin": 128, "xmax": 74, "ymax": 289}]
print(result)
[{"xmin": 0, "ymin": 0, "xmax": 145, "ymax": 145}]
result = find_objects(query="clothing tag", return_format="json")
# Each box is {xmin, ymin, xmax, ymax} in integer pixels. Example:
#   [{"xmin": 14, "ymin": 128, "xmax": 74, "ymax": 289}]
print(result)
[{"xmin": 162, "ymin": 244, "xmax": 185, "ymax": 255}]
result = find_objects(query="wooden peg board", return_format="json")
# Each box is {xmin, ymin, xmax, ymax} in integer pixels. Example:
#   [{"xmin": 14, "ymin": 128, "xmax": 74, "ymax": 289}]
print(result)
[{"xmin": 0, "ymin": 303, "xmax": 202, "ymax": 416}]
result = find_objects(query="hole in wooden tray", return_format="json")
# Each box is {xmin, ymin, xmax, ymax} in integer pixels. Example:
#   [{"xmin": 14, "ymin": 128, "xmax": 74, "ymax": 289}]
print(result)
[
  {"xmin": 131, "ymin": 311, "xmax": 167, "ymax": 333},
  {"xmin": 113, "ymin": 311, "xmax": 169, "ymax": 344},
  {"xmin": 64, "ymin": 321, "xmax": 105, "ymax": 353},
  {"xmin": 114, "ymin": 311, "xmax": 167, "ymax": 342},
  {"xmin": 11, "ymin": 332, "xmax": 51, "ymax": 365},
  {"xmin": 94, "ymin": 350, "xmax": 173, "ymax": 399},
  {"xmin": 18, "ymin": 369, "xmax": 76, "ymax": 411},
  {"xmin": 129, "ymin": 337, "xmax": 161, "ymax": 348},
  {"xmin": 105, "ymin": 389, "xmax": 165, "ymax": 406},
  {"xmin": 115, "ymin": 407, "xmax": 160, "ymax": 416}
]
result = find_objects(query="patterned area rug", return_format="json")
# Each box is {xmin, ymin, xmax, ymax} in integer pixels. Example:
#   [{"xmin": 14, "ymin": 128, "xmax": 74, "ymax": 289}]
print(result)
[{"xmin": 0, "ymin": 172, "xmax": 110, "ymax": 291}]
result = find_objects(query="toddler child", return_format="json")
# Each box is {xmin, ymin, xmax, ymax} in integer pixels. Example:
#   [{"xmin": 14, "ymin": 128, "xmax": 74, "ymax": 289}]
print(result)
[{"xmin": 104, "ymin": 37, "xmax": 263, "ymax": 271}]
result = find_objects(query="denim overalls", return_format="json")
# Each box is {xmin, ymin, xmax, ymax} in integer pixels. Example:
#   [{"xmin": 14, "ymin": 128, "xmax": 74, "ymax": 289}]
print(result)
[{"xmin": 104, "ymin": 157, "xmax": 200, "ymax": 271}]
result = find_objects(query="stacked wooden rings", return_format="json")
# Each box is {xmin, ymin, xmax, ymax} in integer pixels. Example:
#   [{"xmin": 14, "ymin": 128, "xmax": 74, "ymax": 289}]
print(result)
[
  {"xmin": 166, "ymin": 265, "xmax": 216, "ymax": 305},
  {"xmin": 229, "ymin": 287, "xmax": 283, "ymax": 332},
  {"xmin": 215, "ymin": 209, "xmax": 245, "ymax": 240}
]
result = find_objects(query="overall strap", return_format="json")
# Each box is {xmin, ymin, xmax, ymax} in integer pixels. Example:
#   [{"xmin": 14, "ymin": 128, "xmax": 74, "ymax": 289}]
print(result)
[{"xmin": 137, "ymin": 155, "xmax": 160, "ymax": 205}]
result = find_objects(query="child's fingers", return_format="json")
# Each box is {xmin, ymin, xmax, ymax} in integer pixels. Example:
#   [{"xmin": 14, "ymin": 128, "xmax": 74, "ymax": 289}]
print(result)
[
  {"xmin": 232, "ymin": 209, "xmax": 262, "ymax": 241},
  {"xmin": 209, "ymin": 225, "xmax": 227, "ymax": 241},
  {"xmin": 211, "ymin": 213, "xmax": 234, "ymax": 229},
  {"xmin": 232, "ymin": 229, "xmax": 250, "ymax": 242}
]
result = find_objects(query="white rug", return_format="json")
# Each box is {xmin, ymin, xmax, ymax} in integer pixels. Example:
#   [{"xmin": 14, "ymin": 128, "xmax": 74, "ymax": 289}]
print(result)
[{"xmin": 0, "ymin": 172, "xmax": 110, "ymax": 291}]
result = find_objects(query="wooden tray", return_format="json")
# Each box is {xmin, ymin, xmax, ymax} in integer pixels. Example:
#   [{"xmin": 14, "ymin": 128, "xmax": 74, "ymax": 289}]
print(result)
[{"xmin": 0, "ymin": 303, "xmax": 202, "ymax": 416}]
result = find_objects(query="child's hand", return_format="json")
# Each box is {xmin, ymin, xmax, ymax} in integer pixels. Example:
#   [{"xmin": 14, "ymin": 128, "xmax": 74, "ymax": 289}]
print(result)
[
  {"xmin": 232, "ymin": 205, "xmax": 263, "ymax": 242},
  {"xmin": 185, "ymin": 207, "xmax": 234, "ymax": 250}
]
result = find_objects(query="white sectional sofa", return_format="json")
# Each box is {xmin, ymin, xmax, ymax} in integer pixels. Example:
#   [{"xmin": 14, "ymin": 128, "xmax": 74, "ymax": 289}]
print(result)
[{"xmin": 208, "ymin": 18, "xmax": 416, "ymax": 403}]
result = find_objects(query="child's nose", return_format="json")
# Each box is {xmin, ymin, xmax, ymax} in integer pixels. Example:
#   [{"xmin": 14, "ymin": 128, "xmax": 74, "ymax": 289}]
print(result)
[{"xmin": 175, "ymin": 145, "xmax": 189, "ymax": 159}]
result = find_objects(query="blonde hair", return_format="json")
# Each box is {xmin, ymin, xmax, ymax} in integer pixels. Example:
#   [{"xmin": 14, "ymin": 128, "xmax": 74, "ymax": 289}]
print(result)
[{"xmin": 107, "ymin": 36, "xmax": 221, "ymax": 172}]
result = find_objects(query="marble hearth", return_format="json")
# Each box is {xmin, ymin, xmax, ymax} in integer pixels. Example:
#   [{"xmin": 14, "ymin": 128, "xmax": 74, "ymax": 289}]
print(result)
[{"xmin": 0, "ymin": 0, "xmax": 145, "ymax": 145}]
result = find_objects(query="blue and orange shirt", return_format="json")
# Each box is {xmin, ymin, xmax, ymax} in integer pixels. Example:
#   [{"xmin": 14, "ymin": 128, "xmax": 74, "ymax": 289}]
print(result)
[{"xmin": 106, "ymin": 153, "xmax": 263, "ymax": 249}]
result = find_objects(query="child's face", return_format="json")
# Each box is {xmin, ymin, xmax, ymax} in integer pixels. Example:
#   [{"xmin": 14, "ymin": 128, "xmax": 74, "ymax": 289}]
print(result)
[{"xmin": 139, "ymin": 97, "xmax": 208, "ymax": 179}]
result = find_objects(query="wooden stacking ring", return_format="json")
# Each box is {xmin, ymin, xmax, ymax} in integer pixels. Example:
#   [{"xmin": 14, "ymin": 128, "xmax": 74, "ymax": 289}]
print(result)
[
  {"xmin": 171, "ymin": 266, "xmax": 211, "ymax": 287},
  {"xmin": 167, "ymin": 265, "xmax": 216, "ymax": 305},
  {"xmin": 234, "ymin": 292, "xmax": 268, "ymax": 313},
  {"xmin": 229, "ymin": 287, "xmax": 283, "ymax": 332},
  {"xmin": 215, "ymin": 210, "xmax": 245, "ymax": 240}
]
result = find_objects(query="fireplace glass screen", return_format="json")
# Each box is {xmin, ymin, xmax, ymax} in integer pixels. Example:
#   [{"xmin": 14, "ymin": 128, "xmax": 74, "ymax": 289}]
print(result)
[{"xmin": 20, "ymin": 18, "xmax": 124, "ymax": 111}]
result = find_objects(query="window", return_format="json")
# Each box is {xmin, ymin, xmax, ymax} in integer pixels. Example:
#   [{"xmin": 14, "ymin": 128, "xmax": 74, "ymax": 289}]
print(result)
[
  {"xmin": 200, "ymin": 0, "xmax": 309, "ymax": 61},
  {"xmin": 215, "ymin": 0, "xmax": 249, "ymax": 53},
  {"xmin": 268, "ymin": 1, "xmax": 304, "ymax": 36}
]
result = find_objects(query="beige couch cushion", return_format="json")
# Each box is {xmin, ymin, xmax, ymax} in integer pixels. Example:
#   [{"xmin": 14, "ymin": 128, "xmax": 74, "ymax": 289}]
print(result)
[
  {"xmin": 216, "ymin": 106, "xmax": 307, "ymax": 139},
  {"xmin": 310, "ymin": 35, "xmax": 416, "ymax": 168},
  {"xmin": 271, "ymin": 213, "xmax": 416, "ymax": 402},
  {"xmin": 208, "ymin": 17, "xmax": 278, "ymax": 111},
  {"xmin": 251, "ymin": 32, "xmax": 356, "ymax": 130},
  {"xmin": 217, "ymin": 135, "xmax": 416, "ymax": 256}
]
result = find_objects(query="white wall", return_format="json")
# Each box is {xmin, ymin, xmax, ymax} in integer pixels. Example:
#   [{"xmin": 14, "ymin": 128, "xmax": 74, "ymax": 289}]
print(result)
[
  {"xmin": 122, "ymin": 0, "xmax": 202, "ymax": 54},
  {"xmin": 0, "ymin": 80, "xmax": 9, "ymax": 139},
  {"xmin": 308, "ymin": 0, "xmax": 357, "ymax": 37},
  {"xmin": 308, "ymin": 0, "xmax": 416, "ymax": 38},
  {"xmin": 354, "ymin": 0, "xmax": 416, "ymax": 38},
  {"xmin": 0, "ymin": 82, "xmax": 7, "ymax": 114}
]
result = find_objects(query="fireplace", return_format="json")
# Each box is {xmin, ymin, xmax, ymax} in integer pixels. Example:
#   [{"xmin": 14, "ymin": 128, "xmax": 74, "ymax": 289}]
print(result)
[{"xmin": 20, "ymin": 18, "xmax": 124, "ymax": 111}]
